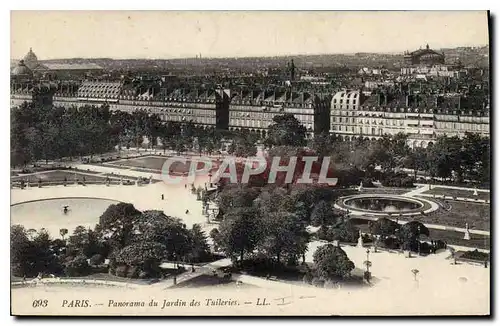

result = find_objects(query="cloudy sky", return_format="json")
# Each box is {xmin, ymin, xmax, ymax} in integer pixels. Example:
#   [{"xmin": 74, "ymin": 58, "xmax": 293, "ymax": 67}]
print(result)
[{"xmin": 11, "ymin": 11, "xmax": 489, "ymax": 60}]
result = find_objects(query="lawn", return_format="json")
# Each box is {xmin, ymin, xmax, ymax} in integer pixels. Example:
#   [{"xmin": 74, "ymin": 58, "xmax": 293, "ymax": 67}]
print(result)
[
  {"xmin": 108, "ymin": 156, "xmax": 221, "ymax": 174},
  {"xmin": 413, "ymin": 198, "xmax": 490, "ymax": 231},
  {"xmin": 421, "ymin": 187, "xmax": 490, "ymax": 201},
  {"xmin": 112, "ymin": 156, "xmax": 169, "ymax": 171}
]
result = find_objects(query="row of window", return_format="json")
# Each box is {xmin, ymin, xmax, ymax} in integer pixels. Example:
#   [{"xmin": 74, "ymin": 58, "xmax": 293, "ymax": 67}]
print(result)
[
  {"xmin": 333, "ymin": 99, "xmax": 357, "ymax": 105},
  {"xmin": 331, "ymin": 125, "xmax": 382, "ymax": 135},
  {"xmin": 331, "ymin": 122, "xmax": 488, "ymax": 133},
  {"xmin": 231, "ymin": 100, "xmax": 314, "ymax": 108}
]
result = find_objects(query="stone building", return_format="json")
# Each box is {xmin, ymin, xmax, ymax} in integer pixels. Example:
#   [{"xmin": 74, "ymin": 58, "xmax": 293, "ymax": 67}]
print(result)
[
  {"xmin": 329, "ymin": 89, "xmax": 489, "ymax": 148},
  {"xmin": 228, "ymin": 89, "xmax": 331, "ymax": 138},
  {"xmin": 11, "ymin": 48, "xmax": 103, "ymax": 79},
  {"xmin": 403, "ymin": 44, "xmax": 446, "ymax": 66}
]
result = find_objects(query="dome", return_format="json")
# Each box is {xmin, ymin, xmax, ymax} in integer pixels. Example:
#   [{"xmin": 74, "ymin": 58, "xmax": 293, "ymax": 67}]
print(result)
[
  {"xmin": 11, "ymin": 60, "xmax": 33, "ymax": 77},
  {"xmin": 23, "ymin": 48, "xmax": 38, "ymax": 69}
]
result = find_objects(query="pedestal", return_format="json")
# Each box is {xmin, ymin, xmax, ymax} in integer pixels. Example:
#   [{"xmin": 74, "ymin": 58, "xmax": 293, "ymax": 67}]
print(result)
[{"xmin": 464, "ymin": 229, "xmax": 471, "ymax": 240}]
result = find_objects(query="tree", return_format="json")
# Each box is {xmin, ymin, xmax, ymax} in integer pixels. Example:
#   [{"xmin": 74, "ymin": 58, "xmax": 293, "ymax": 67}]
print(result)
[
  {"xmin": 308, "ymin": 132, "xmax": 335, "ymax": 159},
  {"xmin": 11, "ymin": 225, "xmax": 64, "ymax": 277},
  {"xmin": 66, "ymin": 226, "xmax": 102, "ymax": 258},
  {"xmin": 404, "ymin": 147, "xmax": 429, "ymax": 179},
  {"xmin": 64, "ymin": 255, "xmax": 91, "ymax": 277},
  {"xmin": 217, "ymin": 185, "xmax": 260, "ymax": 213},
  {"xmin": 115, "ymin": 241, "xmax": 166, "ymax": 277},
  {"xmin": 59, "ymin": 228, "xmax": 68, "ymax": 240},
  {"xmin": 187, "ymin": 224, "xmax": 210, "ymax": 263},
  {"xmin": 258, "ymin": 211, "xmax": 308, "ymax": 265},
  {"xmin": 95, "ymin": 203, "xmax": 142, "ymax": 251},
  {"xmin": 313, "ymin": 244, "xmax": 355, "ymax": 280},
  {"xmin": 398, "ymin": 221, "xmax": 429, "ymax": 251},
  {"xmin": 132, "ymin": 210, "xmax": 192, "ymax": 262},
  {"xmin": 310, "ymin": 200, "xmax": 337, "ymax": 227},
  {"xmin": 329, "ymin": 220, "xmax": 360, "ymax": 243},
  {"xmin": 11, "ymin": 225, "xmax": 33, "ymax": 277},
  {"xmin": 89, "ymin": 253, "xmax": 105, "ymax": 266},
  {"xmin": 209, "ymin": 228, "xmax": 221, "ymax": 251},
  {"xmin": 369, "ymin": 217, "xmax": 399, "ymax": 239},
  {"xmin": 265, "ymin": 114, "xmax": 307, "ymax": 148},
  {"xmin": 218, "ymin": 207, "xmax": 263, "ymax": 262},
  {"xmin": 426, "ymin": 135, "xmax": 462, "ymax": 181}
]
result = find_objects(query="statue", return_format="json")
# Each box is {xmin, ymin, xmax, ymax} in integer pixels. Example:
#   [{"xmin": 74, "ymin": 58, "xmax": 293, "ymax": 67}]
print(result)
[
  {"xmin": 358, "ymin": 181, "xmax": 363, "ymax": 192},
  {"xmin": 463, "ymin": 222, "xmax": 471, "ymax": 240},
  {"xmin": 473, "ymin": 188, "xmax": 478, "ymax": 197},
  {"xmin": 357, "ymin": 230, "xmax": 364, "ymax": 248}
]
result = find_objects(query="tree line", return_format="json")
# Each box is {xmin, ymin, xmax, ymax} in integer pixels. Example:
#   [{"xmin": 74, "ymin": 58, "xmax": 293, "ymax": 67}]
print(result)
[
  {"xmin": 11, "ymin": 101, "xmax": 253, "ymax": 167},
  {"xmin": 308, "ymin": 130, "xmax": 490, "ymax": 187},
  {"xmin": 11, "ymin": 203, "xmax": 211, "ymax": 279}
]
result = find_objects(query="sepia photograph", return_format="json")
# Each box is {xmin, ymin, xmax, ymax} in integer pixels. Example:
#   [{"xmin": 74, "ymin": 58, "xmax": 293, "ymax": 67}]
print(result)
[{"xmin": 9, "ymin": 10, "xmax": 491, "ymax": 316}]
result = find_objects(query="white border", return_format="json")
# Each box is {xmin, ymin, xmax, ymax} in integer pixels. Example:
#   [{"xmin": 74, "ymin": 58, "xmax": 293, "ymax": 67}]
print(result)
[{"xmin": 1, "ymin": 2, "xmax": 497, "ymax": 325}]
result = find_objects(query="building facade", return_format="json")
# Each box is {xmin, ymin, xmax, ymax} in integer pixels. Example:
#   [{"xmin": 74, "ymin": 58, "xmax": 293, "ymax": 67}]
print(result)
[
  {"xmin": 329, "ymin": 90, "xmax": 489, "ymax": 148},
  {"xmin": 403, "ymin": 44, "xmax": 446, "ymax": 66},
  {"xmin": 228, "ymin": 89, "xmax": 331, "ymax": 137}
]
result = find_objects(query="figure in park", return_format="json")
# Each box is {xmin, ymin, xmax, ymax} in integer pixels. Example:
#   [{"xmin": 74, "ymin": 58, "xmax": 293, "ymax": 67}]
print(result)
[
  {"xmin": 63, "ymin": 206, "xmax": 69, "ymax": 215},
  {"xmin": 463, "ymin": 222, "xmax": 471, "ymax": 240},
  {"xmin": 161, "ymin": 194, "xmax": 164, "ymax": 200},
  {"xmin": 63, "ymin": 177, "xmax": 67, "ymax": 187},
  {"xmin": 38, "ymin": 178, "xmax": 42, "ymax": 188},
  {"xmin": 185, "ymin": 209, "xmax": 189, "ymax": 214}
]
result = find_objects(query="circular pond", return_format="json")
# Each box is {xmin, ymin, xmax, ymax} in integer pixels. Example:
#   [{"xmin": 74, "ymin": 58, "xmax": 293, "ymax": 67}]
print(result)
[
  {"xmin": 11, "ymin": 197, "xmax": 120, "ymax": 237},
  {"xmin": 337, "ymin": 194, "xmax": 435, "ymax": 216}
]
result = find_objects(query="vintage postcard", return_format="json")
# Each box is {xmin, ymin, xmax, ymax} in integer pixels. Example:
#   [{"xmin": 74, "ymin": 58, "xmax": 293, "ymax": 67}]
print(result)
[{"xmin": 10, "ymin": 10, "xmax": 490, "ymax": 316}]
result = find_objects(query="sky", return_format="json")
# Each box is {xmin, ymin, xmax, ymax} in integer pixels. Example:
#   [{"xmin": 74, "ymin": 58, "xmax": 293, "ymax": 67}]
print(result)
[{"xmin": 10, "ymin": 11, "xmax": 489, "ymax": 60}]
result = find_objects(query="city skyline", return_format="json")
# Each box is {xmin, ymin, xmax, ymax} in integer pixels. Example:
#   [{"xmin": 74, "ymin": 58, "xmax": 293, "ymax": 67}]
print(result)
[{"xmin": 11, "ymin": 11, "xmax": 489, "ymax": 60}]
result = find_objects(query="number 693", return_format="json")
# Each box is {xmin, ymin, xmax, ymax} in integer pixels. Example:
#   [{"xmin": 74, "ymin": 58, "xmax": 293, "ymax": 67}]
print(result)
[{"xmin": 32, "ymin": 299, "xmax": 48, "ymax": 308}]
